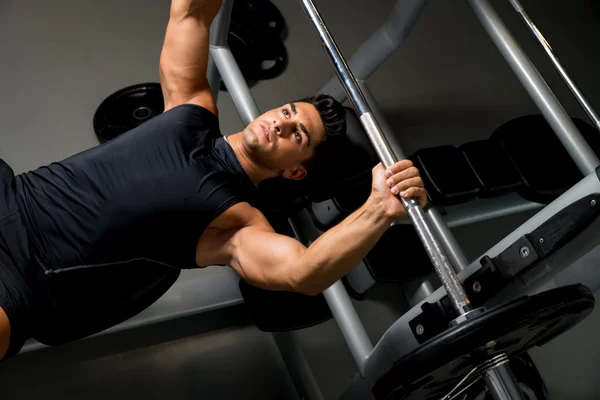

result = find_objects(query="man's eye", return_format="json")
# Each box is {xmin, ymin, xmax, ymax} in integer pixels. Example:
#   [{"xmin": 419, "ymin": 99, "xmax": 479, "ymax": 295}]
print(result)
[
  {"xmin": 295, "ymin": 132, "xmax": 302, "ymax": 143},
  {"xmin": 283, "ymin": 110, "xmax": 289, "ymax": 117}
]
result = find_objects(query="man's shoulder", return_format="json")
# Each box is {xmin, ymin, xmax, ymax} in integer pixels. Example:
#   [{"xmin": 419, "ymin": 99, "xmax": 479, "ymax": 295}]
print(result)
[
  {"xmin": 165, "ymin": 103, "xmax": 220, "ymax": 128},
  {"xmin": 208, "ymin": 202, "xmax": 269, "ymax": 232}
]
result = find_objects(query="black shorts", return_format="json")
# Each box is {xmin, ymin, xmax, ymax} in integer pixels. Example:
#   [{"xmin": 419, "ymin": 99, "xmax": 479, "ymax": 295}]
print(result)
[{"xmin": 0, "ymin": 159, "xmax": 45, "ymax": 358}]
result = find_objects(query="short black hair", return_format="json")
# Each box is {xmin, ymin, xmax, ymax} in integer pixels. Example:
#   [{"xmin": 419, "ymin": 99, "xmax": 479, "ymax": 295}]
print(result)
[{"xmin": 294, "ymin": 94, "xmax": 347, "ymax": 172}]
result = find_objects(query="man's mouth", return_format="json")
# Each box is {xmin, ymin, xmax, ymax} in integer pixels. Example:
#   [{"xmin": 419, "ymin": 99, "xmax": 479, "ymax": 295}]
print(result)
[{"xmin": 260, "ymin": 124, "xmax": 271, "ymax": 142}]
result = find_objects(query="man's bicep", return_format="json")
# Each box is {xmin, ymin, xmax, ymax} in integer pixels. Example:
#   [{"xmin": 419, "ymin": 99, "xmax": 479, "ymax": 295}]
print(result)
[
  {"xmin": 229, "ymin": 224, "xmax": 307, "ymax": 292},
  {"xmin": 159, "ymin": 2, "xmax": 220, "ymax": 113}
]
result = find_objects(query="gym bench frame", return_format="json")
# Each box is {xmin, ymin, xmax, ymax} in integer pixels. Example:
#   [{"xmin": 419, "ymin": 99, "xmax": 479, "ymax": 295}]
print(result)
[{"xmin": 22, "ymin": 1, "xmax": 600, "ymax": 399}]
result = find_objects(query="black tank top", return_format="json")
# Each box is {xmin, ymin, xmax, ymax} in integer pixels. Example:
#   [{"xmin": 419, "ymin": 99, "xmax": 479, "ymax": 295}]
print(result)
[{"xmin": 14, "ymin": 104, "xmax": 258, "ymax": 273}]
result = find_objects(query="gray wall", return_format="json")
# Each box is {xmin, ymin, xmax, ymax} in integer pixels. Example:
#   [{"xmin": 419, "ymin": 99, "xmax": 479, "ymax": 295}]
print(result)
[{"xmin": 1, "ymin": 0, "xmax": 600, "ymax": 398}]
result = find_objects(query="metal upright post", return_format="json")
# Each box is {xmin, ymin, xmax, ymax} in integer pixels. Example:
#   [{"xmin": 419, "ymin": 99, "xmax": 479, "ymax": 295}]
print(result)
[
  {"xmin": 508, "ymin": 0, "xmax": 600, "ymax": 133},
  {"xmin": 317, "ymin": 0, "xmax": 469, "ymax": 274},
  {"xmin": 468, "ymin": 0, "xmax": 600, "ymax": 175},
  {"xmin": 358, "ymin": 82, "xmax": 469, "ymax": 272},
  {"xmin": 209, "ymin": 2, "xmax": 324, "ymax": 398},
  {"xmin": 299, "ymin": 0, "xmax": 472, "ymax": 318},
  {"xmin": 485, "ymin": 365, "xmax": 526, "ymax": 400},
  {"xmin": 298, "ymin": 1, "xmax": 528, "ymax": 399},
  {"xmin": 208, "ymin": 1, "xmax": 234, "ymax": 101}
]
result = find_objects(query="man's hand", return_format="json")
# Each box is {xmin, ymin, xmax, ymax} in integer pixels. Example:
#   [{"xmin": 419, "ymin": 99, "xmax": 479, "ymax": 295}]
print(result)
[{"xmin": 370, "ymin": 160, "xmax": 427, "ymax": 221}]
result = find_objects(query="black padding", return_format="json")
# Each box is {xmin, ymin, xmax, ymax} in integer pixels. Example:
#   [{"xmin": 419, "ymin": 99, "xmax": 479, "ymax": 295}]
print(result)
[
  {"xmin": 239, "ymin": 280, "xmax": 332, "ymax": 331},
  {"xmin": 333, "ymin": 180, "xmax": 372, "ymax": 214},
  {"xmin": 363, "ymin": 224, "xmax": 434, "ymax": 283},
  {"xmin": 491, "ymin": 115, "xmax": 600, "ymax": 204},
  {"xmin": 460, "ymin": 140, "xmax": 523, "ymax": 198},
  {"xmin": 256, "ymin": 176, "xmax": 311, "ymax": 220},
  {"xmin": 410, "ymin": 145, "xmax": 480, "ymax": 206},
  {"xmin": 305, "ymin": 107, "xmax": 379, "ymax": 203},
  {"xmin": 34, "ymin": 261, "xmax": 180, "ymax": 346}
]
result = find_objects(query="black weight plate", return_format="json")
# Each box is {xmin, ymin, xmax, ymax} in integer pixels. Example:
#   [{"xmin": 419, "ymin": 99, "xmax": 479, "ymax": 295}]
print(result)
[
  {"xmin": 254, "ymin": 33, "xmax": 288, "ymax": 80},
  {"xmin": 93, "ymin": 83, "xmax": 164, "ymax": 143},
  {"xmin": 372, "ymin": 284, "xmax": 594, "ymax": 400},
  {"xmin": 231, "ymin": 0, "xmax": 286, "ymax": 36}
]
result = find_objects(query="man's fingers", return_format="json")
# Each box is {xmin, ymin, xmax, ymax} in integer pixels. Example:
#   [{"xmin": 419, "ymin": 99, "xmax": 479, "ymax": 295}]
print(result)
[
  {"xmin": 384, "ymin": 159, "xmax": 413, "ymax": 178},
  {"xmin": 385, "ymin": 166, "xmax": 420, "ymax": 187},
  {"xmin": 389, "ymin": 177, "xmax": 423, "ymax": 195},
  {"xmin": 399, "ymin": 187, "xmax": 428, "ymax": 208}
]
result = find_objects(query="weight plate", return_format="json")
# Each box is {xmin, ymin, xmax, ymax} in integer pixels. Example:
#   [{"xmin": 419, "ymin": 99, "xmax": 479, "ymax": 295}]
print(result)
[
  {"xmin": 93, "ymin": 83, "xmax": 164, "ymax": 143},
  {"xmin": 372, "ymin": 284, "xmax": 594, "ymax": 400}
]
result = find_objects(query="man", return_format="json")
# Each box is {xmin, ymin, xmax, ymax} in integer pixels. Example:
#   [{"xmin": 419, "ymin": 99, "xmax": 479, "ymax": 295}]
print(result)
[{"xmin": 0, "ymin": 0, "xmax": 427, "ymax": 360}]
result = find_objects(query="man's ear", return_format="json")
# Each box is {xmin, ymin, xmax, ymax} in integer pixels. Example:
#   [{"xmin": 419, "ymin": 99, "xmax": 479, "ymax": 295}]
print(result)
[{"xmin": 281, "ymin": 166, "xmax": 307, "ymax": 181}]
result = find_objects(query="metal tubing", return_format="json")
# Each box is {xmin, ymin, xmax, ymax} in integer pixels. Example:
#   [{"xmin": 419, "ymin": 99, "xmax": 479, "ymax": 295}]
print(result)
[
  {"xmin": 211, "ymin": 14, "xmax": 325, "ymax": 395},
  {"xmin": 288, "ymin": 211, "xmax": 374, "ymax": 376},
  {"xmin": 404, "ymin": 279, "xmax": 437, "ymax": 308},
  {"xmin": 356, "ymin": 82, "xmax": 406, "ymax": 161},
  {"xmin": 426, "ymin": 207, "xmax": 470, "ymax": 271},
  {"xmin": 299, "ymin": 0, "xmax": 472, "ymax": 316},
  {"xmin": 392, "ymin": 194, "xmax": 543, "ymax": 228},
  {"xmin": 443, "ymin": 193, "xmax": 542, "ymax": 228},
  {"xmin": 484, "ymin": 364, "xmax": 527, "ymax": 400},
  {"xmin": 210, "ymin": 47, "xmax": 260, "ymax": 125},
  {"xmin": 358, "ymin": 82, "xmax": 468, "ymax": 271},
  {"xmin": 468, "ymin": 0, "xmax": 600, "ymax": 175},
  {"xmin": 508, "ymin": 0, "xmax": 600, "ymax": 132},
  {"xmin": 207, "ymin": 56, "xmax": 222, "ymax": 101},
  {"xmin": 209, "ymin": 0, "xmax": 234, "ymax": 47},
  {"xmin": 273, "ymin": 332, "xmax": 325, "ymax": 400},
  {"xmin": 318, "ymin": 0, "xmax": 428, "ymax": 100},
  {"xmin": 323, "ymin": 281, "xmax": 374, "ymax": 376},
  {"xmin": 207, "ymin": 0, "xmax": 234, "ymax": 100}
]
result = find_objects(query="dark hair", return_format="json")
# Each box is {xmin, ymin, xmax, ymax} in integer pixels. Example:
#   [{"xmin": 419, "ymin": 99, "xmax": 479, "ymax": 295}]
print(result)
[{"xmin": 294, "ymin": 94, "xmax": 347, "ymax": 173}]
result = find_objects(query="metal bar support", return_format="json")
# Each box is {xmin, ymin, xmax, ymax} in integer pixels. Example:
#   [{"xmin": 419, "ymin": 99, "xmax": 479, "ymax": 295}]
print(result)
[
  {"xmin": 508, "ymin": 0, "xmax": 600, "ymax": 133},
  {"xmin": 299, "ymin": 0, "xmax": 472, "ymax": 317},
  {"xmin": 468, "ymin": 0, "xmax": 599, "ymax": 175}
]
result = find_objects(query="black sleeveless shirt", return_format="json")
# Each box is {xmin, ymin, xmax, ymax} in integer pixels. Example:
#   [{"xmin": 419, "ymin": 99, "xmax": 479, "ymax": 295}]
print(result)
[{"xmin": 14, "ymin": 104, "xmax": 257, "ymax": 274}]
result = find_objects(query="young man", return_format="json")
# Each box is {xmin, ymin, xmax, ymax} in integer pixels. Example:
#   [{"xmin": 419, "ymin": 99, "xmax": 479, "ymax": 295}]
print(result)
[{"xmin": 0, "ymin": 0, "xmax": 427, "ymax": 360}]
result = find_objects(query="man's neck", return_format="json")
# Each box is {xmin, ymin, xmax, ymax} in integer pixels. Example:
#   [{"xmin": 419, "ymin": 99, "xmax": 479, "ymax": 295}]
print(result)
[{"xmin": 225, "ymin": 132, "xmax": 274, "ymax": 186}]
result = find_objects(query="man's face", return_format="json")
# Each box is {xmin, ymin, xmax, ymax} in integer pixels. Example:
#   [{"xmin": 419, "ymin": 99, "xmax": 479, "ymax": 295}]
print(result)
[{"xmin": 241, "ymin": 101, "xmax": 326, "ymax": 180}]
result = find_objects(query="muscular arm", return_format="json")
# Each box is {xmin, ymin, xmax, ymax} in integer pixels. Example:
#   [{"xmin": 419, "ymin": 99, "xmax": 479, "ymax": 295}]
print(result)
[
  {"xmin": 159, "ymin": 0, "xmax": 222, "ymax": 113},
  {"xmin": 220, "ymin": 161, "xmax": 427, "ymax": 295},
  {"xmin": 227, "ymin": 197, "xmax": 393, "ymax": 296}
]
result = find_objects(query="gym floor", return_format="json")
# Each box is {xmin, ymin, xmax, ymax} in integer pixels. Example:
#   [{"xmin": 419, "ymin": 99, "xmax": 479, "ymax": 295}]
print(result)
[{"xmin": 1, "ymin": 0, "xmax": 600, "ymax": 398}]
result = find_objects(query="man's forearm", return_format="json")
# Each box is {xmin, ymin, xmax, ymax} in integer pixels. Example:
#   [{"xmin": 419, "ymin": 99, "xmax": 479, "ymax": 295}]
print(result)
[{"xmin": 291, "ymin": 196, "xmax": 394, "ymax": 295}]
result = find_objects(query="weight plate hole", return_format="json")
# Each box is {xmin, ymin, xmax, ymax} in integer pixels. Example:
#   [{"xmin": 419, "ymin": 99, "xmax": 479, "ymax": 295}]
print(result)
[{"xmin": 133, "ymin": 106, "xmax": 152, "ymax": 121}]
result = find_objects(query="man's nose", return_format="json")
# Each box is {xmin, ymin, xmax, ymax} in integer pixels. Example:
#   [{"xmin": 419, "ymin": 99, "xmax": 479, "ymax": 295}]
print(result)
[{"xmin": 273, "ymin": 120, "xmax": 285, "ymax": 137}]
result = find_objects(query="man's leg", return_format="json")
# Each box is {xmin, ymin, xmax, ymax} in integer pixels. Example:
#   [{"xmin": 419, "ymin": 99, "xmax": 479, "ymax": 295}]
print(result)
[
  {"xmin": 0, "ymin": 306, "xmax": 9, "ymax": 359},
  {"xmin": 0, "ymin": 159, "xmax": 37, "ymax": 359}
]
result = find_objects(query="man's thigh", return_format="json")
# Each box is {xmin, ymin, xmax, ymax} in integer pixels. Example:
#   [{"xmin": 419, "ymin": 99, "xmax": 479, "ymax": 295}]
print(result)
[{"xmin": 0, "ymin": 158, "xmax": 37, "ymax": 359}]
